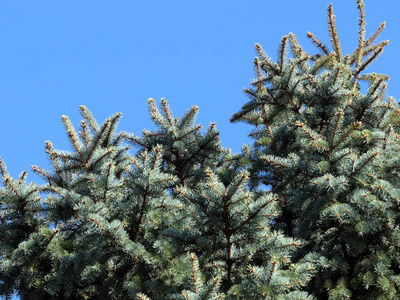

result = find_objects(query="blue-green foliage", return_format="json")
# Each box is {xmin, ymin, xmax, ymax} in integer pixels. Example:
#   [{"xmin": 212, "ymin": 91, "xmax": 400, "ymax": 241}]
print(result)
[
  {"xmin": 231, "ymin": 0, "xmax": 400, "ymax": 298},
  {"xmin": 0, "ymin": 100, "xmax": 315, "ymax": 299},
  {"xmin": 1, "ymin": 1, "xmax": 398, "ymax": 299}
]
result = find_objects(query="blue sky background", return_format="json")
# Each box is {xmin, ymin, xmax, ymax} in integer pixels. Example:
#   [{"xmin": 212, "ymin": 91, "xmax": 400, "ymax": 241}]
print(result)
[
  {"xmin": 0, "ymin": 0, "xmax": 399, "ymax": 298},
  {"xmin": 1, "ymin": 1, "xmax": 399, "ymax": 182}
]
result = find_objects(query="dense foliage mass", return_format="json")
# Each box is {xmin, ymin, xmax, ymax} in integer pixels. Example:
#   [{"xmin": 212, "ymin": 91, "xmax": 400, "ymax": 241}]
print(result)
[{"xmin": 1, "ymin": 1, "xmax": 399, "ymax": 299}]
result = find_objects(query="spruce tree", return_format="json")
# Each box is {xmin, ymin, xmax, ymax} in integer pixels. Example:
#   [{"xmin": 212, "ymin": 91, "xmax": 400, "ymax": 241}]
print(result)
[
  {"xmin": 0, "ymin": 100, "xmax": 315, "ymax": 299},
  {"xmin": 231, "ymin": 0, "xmax": 400, "ymax": 298},
  {"xmin": 1, "ymin": 1, "xmax": 398, "ymax": 299}
]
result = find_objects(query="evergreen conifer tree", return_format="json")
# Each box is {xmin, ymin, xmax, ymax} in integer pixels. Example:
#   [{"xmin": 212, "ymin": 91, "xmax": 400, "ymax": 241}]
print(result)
[
  {"xmin": 0, "ymin": 1, "xmax": 398, "ymax": 299},
  {"xmin": 0, "ymin": 100, "xmax": 315, "ymax": 299},
  {"xmin": 231, "ymin": 0, "xmax": 400, "ymax": 298}
]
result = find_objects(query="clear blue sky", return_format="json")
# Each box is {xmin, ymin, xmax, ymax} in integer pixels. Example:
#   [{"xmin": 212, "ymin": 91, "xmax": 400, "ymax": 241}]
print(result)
[
  {"xmin": 0, "ymin": 1, "xmax": 399, "ymax": 298},
  {"xmin": 1, "ymin": 1, "xmax": 399, "ymax": 181}
]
